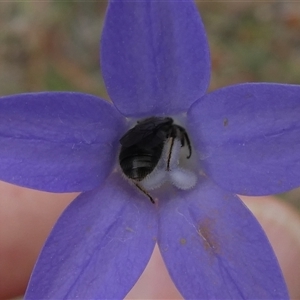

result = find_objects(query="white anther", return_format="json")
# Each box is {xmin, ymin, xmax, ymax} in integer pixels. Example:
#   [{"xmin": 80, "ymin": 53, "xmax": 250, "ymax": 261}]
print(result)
[{"xmin": 168, "ymin": 167, "xmax": 197, "ymax": 190}]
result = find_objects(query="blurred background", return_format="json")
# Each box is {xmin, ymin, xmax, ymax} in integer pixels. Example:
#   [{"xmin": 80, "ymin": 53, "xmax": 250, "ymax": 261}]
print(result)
[{"xmin": 1, "ymin": 1, "xmax": 299, "ymax": 209}]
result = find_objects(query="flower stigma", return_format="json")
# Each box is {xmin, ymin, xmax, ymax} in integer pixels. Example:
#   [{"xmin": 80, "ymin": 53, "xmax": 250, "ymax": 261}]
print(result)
[{"xmin": 118, "ymin": 116, "xmax": 197, "ymax": 203}]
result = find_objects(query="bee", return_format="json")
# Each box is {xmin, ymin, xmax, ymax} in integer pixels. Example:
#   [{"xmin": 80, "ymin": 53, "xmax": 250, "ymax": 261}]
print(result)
[{"xmin": 119, "ymin": 117, "xmax": 192, "ymax": 203}]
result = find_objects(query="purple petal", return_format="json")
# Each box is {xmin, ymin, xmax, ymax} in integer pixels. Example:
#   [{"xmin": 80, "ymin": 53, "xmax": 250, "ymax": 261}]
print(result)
[
  {"xmin": 0, "ymin": 92, "xmax": 125, "ymax": 192},
  {"xmin": 158, "ymin": 178, "xmax": 289, "ymax": 299},
  {"xmin": 101, "ymin": 0, "xmax": 210, "ymax": 117},
  {"xmin": 188, "ymin": 83, "xmax": 300, "ymax": 195},
  {"xmin": 25, "ymin": 173, "xmax": 157, "ymax": 299}
]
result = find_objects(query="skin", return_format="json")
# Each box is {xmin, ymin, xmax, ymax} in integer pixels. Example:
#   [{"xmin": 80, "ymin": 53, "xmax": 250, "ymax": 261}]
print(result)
[{"xmin": 0, "ymin": 181, "xmax": 300, "ymax": 300}]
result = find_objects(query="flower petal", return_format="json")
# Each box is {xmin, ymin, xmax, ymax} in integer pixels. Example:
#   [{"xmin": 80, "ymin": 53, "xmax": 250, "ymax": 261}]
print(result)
[
  {"xmin": 158, "ymin": 178, "xmax": 289, "ymax": 299},
  {"xmin": 0, "ymin": 92, "xmax": 125, "ymax": 192},
  {"xmin": 25, "ymin": 173, "xmax": 157, "ymax": 300},
  {"xmin": 188, "ymin": 83, "xmax": 300, "ymax": 195},
  {"xmin": 101, "ymin": 0, "xmax": 210, "ymax": 117}
]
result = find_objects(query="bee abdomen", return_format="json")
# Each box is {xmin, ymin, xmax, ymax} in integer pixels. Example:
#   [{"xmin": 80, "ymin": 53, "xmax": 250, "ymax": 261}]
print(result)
[
  {"xmin": 121, "ymin": 156, "xmax": 153, "ymax": 180},
  {"xmin": 119, "ymin": 145, "xmax": 162, "ymax": 181}
]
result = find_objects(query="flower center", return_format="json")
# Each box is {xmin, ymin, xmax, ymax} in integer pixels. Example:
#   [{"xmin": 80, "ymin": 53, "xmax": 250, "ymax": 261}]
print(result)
[{"xmin": 119, "ymin": 116, "xmax": 197, "ymax": 203}]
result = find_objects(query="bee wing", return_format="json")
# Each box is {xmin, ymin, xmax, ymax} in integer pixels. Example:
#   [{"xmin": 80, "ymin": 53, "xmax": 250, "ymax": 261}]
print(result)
[
  {"xmin": 120, "ymin": 118, "xmax": 171, "ymax": 147},
  {"xmin": 120, "ymin": 125, "xmax": 158, "ymax": 147}
]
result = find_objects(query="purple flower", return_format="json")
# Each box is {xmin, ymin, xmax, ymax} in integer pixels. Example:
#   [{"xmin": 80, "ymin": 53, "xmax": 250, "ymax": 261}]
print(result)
[{"xmin": 0, "ymin": 0, "xmax": 299, "ymax": 299}]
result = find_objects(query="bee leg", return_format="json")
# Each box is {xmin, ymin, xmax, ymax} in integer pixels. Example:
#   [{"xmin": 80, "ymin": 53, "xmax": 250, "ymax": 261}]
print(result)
[
  {"xmin": 177, "ymin": 126, "xmax": 192, "ymax": 159},
  {"xmin": 134, "ymin": 182, "xmax": 155, "ymax": 204},
  {"xmin": 174, "ymin": 125, "xmax": 192, "ymax": 159},
  {"xmin": 180, "ymin": 134, "xmax": 185, "ymax": 147},
  {"xmin": 183, "ymin": 131, "xmax": 192, "ymax": 159},
  {"xmin": 166, "ymin": 136, "xmax": 175, "ymax": 171}
]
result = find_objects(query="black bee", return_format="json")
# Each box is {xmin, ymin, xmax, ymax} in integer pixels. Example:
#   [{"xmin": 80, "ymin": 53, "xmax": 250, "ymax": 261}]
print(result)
[{"xmin": 119, "ymin": 117, "xmax": 191, "ymax": 203}]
